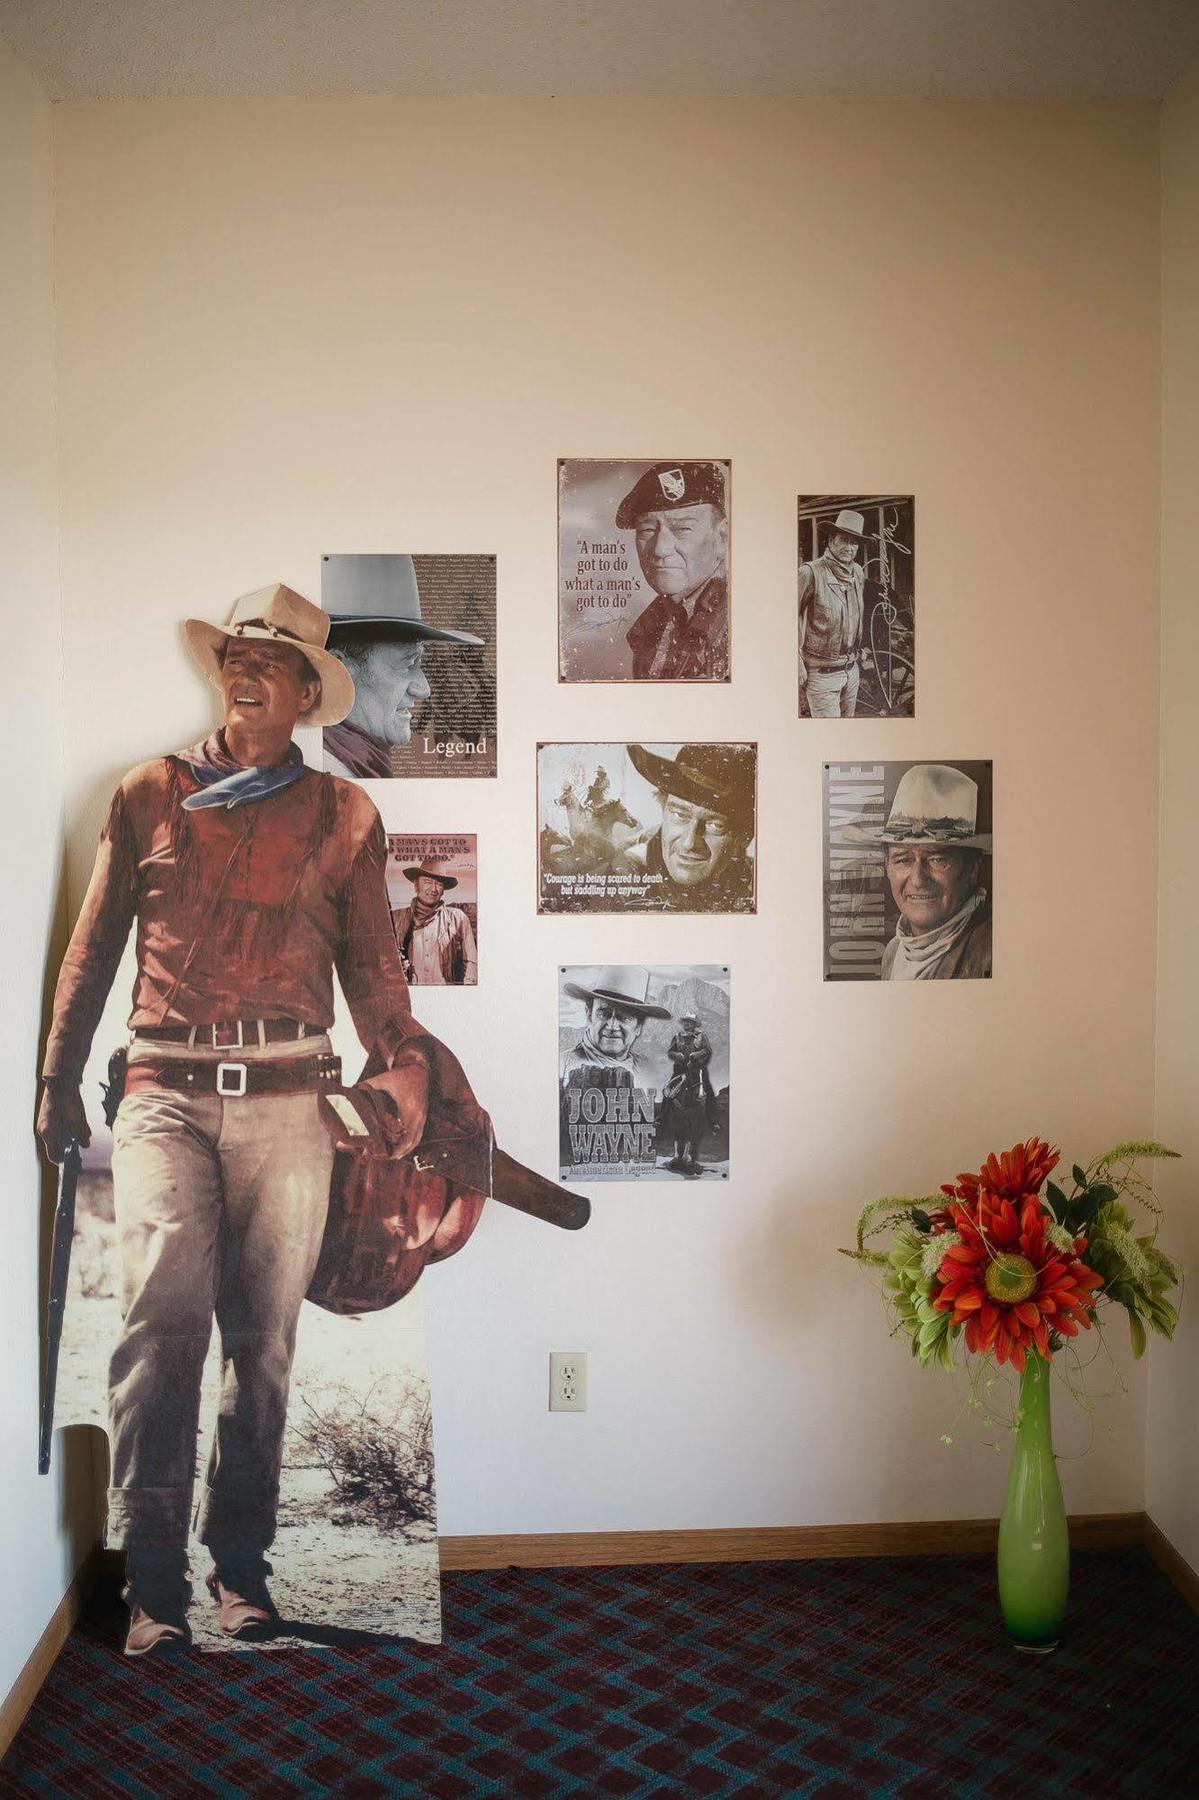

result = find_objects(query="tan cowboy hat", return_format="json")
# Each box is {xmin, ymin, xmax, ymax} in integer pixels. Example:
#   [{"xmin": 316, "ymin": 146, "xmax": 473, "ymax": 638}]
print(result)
[
  {"xmin": 184, "ymin": 584, "xmax": 356, "ymax": 728},
  {"xmin": 821, "ymin": 507, "xmax": 867, "ymax": 541},
  {"xmin": 562, "ymin": 966, "xmax": 672, "ymax": 1020},
  {"xmin": 841, "ymin": 763, "xmax": 992, "ymax": 851},
  {"xmin": 402, "ymin": 858, "xmax": 459, "ymax": 890}
]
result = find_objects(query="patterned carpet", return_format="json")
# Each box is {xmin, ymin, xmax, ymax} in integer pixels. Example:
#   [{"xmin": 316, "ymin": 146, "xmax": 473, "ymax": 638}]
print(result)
[{"xmin": 2, "ymin": 1549, "xmax": 1196, "ymax": 1797}]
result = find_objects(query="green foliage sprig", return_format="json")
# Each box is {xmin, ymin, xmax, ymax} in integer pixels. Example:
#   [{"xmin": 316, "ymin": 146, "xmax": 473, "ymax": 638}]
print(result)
[{"xmin": 1049, "ymin": 1141, "xmax": 1182, "ymax": 1359}]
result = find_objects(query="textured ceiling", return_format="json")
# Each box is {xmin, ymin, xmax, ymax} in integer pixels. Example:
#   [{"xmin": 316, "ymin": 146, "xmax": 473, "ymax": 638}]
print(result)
[{"xmin": 1, "ymin": 0, "xmax": 1197, "ymax": 102}]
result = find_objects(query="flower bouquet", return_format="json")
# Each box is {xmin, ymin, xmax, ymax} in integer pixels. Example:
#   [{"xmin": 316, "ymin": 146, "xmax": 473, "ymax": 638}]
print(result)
[{"xmin": 843, "ymin": 1137, "xmax": 1182, "ymax": 1647}]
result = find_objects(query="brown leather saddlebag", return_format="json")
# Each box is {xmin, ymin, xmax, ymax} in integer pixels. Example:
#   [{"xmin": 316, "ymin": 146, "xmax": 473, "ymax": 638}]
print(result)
[{"xmin": 306, "ymin": 1044, "xmax": 492, "ymax": 1316}]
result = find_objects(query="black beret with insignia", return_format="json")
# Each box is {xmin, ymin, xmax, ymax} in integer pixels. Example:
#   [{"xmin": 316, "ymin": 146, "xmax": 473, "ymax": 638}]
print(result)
[{"xmin": 615, "ymin": 462, "xmax": 728, "ymax": 530}]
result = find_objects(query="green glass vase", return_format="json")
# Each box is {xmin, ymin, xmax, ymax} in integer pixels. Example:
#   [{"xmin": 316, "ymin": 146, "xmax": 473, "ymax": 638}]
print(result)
[{"xmin": 997, "ymin": 1350, "xmax": 1070, "ymax": 1649}]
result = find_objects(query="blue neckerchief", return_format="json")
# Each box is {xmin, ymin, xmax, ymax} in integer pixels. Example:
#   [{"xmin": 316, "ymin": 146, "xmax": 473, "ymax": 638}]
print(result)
[{"xmin": 179, "ymin": 734, "xmax": 307, "ymax": 811}]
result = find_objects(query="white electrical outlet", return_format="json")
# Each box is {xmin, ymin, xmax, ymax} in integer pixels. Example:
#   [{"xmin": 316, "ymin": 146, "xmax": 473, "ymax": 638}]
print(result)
[{"xmin": 549, "ymin": 1351, "xmax": 587, "ymax": 1412}]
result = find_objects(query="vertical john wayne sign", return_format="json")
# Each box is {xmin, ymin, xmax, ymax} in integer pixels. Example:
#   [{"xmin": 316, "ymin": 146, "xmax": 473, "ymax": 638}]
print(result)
[{"xmin": 823, "ymin": 763, "xmax": 888, "ymax": 979}]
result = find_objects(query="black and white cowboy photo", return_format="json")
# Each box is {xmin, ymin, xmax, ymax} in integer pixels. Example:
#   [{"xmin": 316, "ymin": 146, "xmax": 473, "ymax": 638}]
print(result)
[
  {"xmin": 798, "ymin": 496, "xmax": 915, "ymax": 719},
  {"xmin": 558, "ymin": 966, "xmax": 731, "ymax": 1182}
]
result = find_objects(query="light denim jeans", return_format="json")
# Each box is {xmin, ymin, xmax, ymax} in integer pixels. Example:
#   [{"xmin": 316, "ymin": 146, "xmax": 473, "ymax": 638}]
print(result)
[
  {"xmin": 107, "ymin": 1035, "xmax": 333, "ymax": 1567},
  {"xmin": 803, "ymin": 660, "xmax": 861, "ymax": 718}
]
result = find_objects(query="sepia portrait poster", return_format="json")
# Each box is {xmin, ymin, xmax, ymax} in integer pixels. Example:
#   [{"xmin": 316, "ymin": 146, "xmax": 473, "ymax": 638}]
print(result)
[
  {"xmin": 559, "ymin": 459, "xmax": 731, "ymax": 683},
  {"xmin": 322, "ymin": 552, "xmax": 497, "ymax": 779},
  {"xmin": 538, "ymin": 743, "xmax": 756, "ymax": 915},
  {"xmin": 387, "ymin": 833, "xmax": 478, "ymax": 986},
  {"xmin": 559, "ymin": 965, "xmax": 731, "ymax": 1182},
  {"xmin": 823, "ymin": 760, "xmax": 993, "ymax": 983},
  {"xmin": 798, "ymin": 496, "xmax": 915, "ymax": 719}
]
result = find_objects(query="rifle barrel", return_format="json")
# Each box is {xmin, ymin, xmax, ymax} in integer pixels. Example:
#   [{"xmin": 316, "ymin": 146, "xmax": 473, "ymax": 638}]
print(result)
[
  {"xmin": 39, "ymin": 1140, "xmax": 81, "ymax": 1475},
  {"xmin": 491, "ymin": 1149, "xmax": 590, "ymax": 1231}
]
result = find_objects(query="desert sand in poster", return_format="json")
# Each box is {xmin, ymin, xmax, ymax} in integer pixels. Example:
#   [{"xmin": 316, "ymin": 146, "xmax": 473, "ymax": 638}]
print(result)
[{"xmin": 58, "ymin": 1151, "xmax": 441, "ymax": 1650}]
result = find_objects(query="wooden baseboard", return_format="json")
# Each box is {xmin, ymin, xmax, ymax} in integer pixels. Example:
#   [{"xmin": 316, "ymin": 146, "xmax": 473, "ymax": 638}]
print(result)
[
  {"xmin": 0, "ymin": 1546, "xmax": 100, "ymax": 1760},
  {"xmin": 439, "ymin": 1512, "xmax": 1145, "ymax": 1570},
  {"xmin": 1144, "ymin": 1515, "xmax": 1199, "ymax": 1612}
]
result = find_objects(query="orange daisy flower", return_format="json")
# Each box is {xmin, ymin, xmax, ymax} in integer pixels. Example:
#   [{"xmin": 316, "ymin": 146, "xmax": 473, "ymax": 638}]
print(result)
[
  {"xmin": 940, "ymin": 1136, "xmax": 1060, "ymax": 1206},
  {"xmin": 931, "ymin": 1190, "xmax": 1102, "ymax": 1373}
]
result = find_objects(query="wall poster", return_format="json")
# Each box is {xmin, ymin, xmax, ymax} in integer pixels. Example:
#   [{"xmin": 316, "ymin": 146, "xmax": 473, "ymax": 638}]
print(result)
[
  {"xmin": 387, "ymin": 834, "xmax": 478, "ymax": 986},
  {"xmin": 558, "ymin": 459, "xmax": 731, "ymax": 683},
  {"xmin": 559, "ymin": 965, "xmax": 731, "ymax": 1182},
  {"xmin": 823, "ymin": 760, "xmax": 993, "ymax": 982},
  {"xmin": 538, "ymin": 742, "xmax": 756, "ymax": 914},
  {"xmin": 322, "ymin": 552, "xmax": 497, "ymax": 778},
  {"xmin": 798, "ymin": 496, "xmax": 915, "ymax": 719}
]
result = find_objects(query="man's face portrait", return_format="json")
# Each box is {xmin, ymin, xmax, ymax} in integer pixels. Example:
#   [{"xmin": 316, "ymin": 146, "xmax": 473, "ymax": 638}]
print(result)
[
  {"xmin": 414, "ymin": 874, "xmax": 446, "ymax": 906},
  {"xmin": 886, "ymin": 844, "xmax": 980, "ymax": 932},
  {"xmin": 827, "ymin": 529, "xmax": 860, "ymax": 568},
  {"xmin": 584, "ymin": 999, "xmax": 644, "ymax": 1060},
  {"xmin": 634, "ymin": 503, "xmax": 727, "ymax": 598},
  {"xmin": 344, "ymin": 640, "xmax": 432, "ymax": 746},
  {"xmin": 219, "ymin": 639, "xmax": 319, "ymax": 734},
  {"xmin": 659, "ymin": 793, "xmax": 744, "ymax": 887}
]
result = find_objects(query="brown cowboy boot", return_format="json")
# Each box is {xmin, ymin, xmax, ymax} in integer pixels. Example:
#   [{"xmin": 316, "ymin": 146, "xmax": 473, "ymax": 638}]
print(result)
[
  {"xmin": 122, "ymin": 1554, "xmax": 192, "ymax": 1658},
  {"xmin": 124, "ymin": 1603, "xmax": 191, "ymax": 1658},
  {"xmin": 205, "ymin": 1561, "xmax": 280, "ymax": 1640}
]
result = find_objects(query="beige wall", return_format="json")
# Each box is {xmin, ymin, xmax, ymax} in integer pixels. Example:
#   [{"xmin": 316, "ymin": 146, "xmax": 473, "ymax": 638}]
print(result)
[
  {"xmin": 50, "ymin": 96, "xmax": 1161, "ymax": 1536},
  {"xmin": 0, "ymin": 39, "xmax": 95, "ymax": 1703},
  {"xmin": 1149, "ymin": 63, "xmax": 1199, "ymax": 1575}
]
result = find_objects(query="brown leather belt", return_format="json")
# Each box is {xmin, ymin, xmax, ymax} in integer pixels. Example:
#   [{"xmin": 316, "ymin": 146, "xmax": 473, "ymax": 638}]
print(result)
[
  {"xmin": 125, "ymin": 1053, "xmax": 343, "ymax": 1100},
  {"xmin": 132, "ymin": 1020, "xmax": 320, "ymax": 1048}
]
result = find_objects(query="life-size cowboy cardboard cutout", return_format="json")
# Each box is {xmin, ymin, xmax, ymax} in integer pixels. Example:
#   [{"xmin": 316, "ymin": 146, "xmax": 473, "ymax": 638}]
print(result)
[{"xmin": 37, "ymin": 584, "xmax": 561, "ymax": 1657}]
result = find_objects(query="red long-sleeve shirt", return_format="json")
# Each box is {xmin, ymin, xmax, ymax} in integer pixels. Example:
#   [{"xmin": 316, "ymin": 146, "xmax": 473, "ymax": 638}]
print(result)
[{"xmin": 43, "ymin": 757, "xmax": 416, "ymax": 1081}]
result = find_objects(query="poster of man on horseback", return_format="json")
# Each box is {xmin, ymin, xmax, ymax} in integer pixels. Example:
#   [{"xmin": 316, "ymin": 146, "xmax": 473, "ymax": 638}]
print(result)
[{"xmin": 538, "ymin": 743, "xmax": 756, "ymax": 915}]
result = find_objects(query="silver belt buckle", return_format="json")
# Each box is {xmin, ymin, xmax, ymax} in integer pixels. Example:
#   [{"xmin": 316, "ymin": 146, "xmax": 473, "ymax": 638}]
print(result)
[{"xmin": 216, "ymin": 1061, "xmax": 248, "ymax": 1097}]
